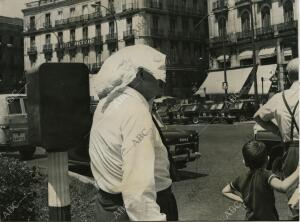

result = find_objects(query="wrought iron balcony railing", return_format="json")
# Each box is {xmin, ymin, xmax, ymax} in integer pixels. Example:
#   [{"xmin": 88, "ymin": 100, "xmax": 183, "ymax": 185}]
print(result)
[
  {"xmin": 122, "ymin": 3, "xmax": 138, "ymax": 11},
  {"xmin": 78, "ymin": 38, "xmax": 91, "ymax": 47},
  {"xmin": 55, "ymin": 43, "xmax": 65, "ymax": 51},
  {"xmin": 123, "ymin": 29, "xmax": 136, "ymax": 40},
  {"xmin": 212, "ymin": 0, "xmax": 228, "ymax": 11},
  {"xmin": 43, "ymin": 44, "xmax": 53, "ymax": 53},
  {"xmin": 256, "ymin": 26, "xmax": 274, "ymax": 36},
  {"xmin": 235, "ymin": 0, "xmax": 251, "ymax": 6},
  {"xmin": 64, "ymin": 41, "xmax": 77, "ymax": 50},
  {"xmin": 92, "ymin": 36, "xmax": 104, "ymax": 46},
  {"xmin": 106, "ymin": 33, "xmax": 118, "ymax": 42},
  {"xmin": 276, "ymin": 20, "xmax": 297, "ymax": 32},
  {"xmin": 236, "ymin": 31, "xmax": 252, "ymax": 40},
  {"xmin": 27, "ymin": 46, "xmax": 37, "ymax": 55},
  {"xmin": 43, "ymin": 22, "xmax": 52, "ymax": 29}
]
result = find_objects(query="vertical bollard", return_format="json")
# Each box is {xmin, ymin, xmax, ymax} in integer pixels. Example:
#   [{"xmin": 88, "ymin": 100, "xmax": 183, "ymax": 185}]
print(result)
[{"xmin": 48, "ymin": 152, "xmax": 71, "ymax": 221}]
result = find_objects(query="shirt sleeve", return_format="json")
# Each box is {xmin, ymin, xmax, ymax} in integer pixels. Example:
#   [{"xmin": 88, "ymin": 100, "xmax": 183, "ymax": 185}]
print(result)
[
  {"xmin": 120, "ymin": 106, "xmax": 166, "ymax": 221},
  {"xmin": 264, "ymin": 170, "xmax": 279, "ymax": 185},
  {"xmin": 254, "ymin": 94, "xmax": 279, "ymax": 121},
  {"xmin": 230, "ymin": 176, "xmax": 241, "ymax": 192}
]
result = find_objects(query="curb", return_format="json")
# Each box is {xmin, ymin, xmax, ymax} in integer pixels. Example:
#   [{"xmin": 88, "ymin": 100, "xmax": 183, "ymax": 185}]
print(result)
[{"xmin": 68, "ymin": 171, "xmax": 98, "ymax": 189}]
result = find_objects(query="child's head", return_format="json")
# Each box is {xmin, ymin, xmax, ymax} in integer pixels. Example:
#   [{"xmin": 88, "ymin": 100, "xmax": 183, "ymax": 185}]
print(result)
[{"xmin": 242, "ymin": 140, "xmax": 268, "ymax": 170}]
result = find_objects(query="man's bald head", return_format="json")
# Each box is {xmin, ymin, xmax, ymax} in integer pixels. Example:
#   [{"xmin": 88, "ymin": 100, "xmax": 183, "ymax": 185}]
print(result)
[{"xmin": 286, "ymin": 58, "xmax": 299, "ymax": 82}]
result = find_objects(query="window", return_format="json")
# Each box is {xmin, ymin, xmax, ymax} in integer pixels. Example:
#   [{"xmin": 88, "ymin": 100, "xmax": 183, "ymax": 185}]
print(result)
[
  {"xmin": 70, "ymin": 29, "xmax": 75, "ymax": 42},
  {"xmin": 170, "ymin": 18, "xmax": 176, "ymax": 33},
  {"xmin": 283, "ymin": 0, "xmax": 294, "ymax": 23},
  {"xmin": 58, "ymin": 32, "xmax": 63, "ymax": 44},
  {"xmin": 83, "ymin": 27, "xmax": 88, "ymax": 39},
  {"xmin": 218, "ymin": 17, "xmax": 227, "ymax": 37},
  {"xmin": 109, "ymin": 21, "xmax": 115, "ymax": 34},
  {"xmin": 126, "ymin": 17, "xmax": 132, "ymax": 31},
  {"xmin": 152, "ymin": 16, "xmax": 159, "ymax": 31},
  {"xmin": 241, "ymin": 11, "xmax": 250, "ymax": 32},
  {"xmin": 70, "ymin": 53, "xmax": 76, "ymax": 62},
  {"xmin": 218, "ymin": 60, "xmax": 231, "ymax": 69},
  {"xmin": 9, "ymin": 36, "xmax": 14, "ymax": 45},
  {"xmin": 240, "ymin": 58, "xmax": 253, "ymax": 67},
  {"xmin": 58, "ymin": 10, "xmax": 63, "ymax": 20},
  {"xmin": 45, "ymin": 13, "xmax": 51, "ymax": 27},
  {"xmin": 261, "ymin": 6, "xmax": 271, "ymax": 28},
  {"xmin": 30, "ymin": 36, "xmax": 36, "ymax": 48},
  {"xmin": 96, "ymin": 24, "xmax": 101, "ymax": 37},
  {"xmin": 108, "ymin": 0, "xmax": 115, "ymax": 12},
  {"xmin": 170, "ymin": 42, "xmax": 178, "ymax": 63},
  {"xmin": 70, "ymin": 8, "xmax": 75, "ymax": 17},
  {"xmin": 30, "ymin": 16, "xmax": 35, "ymax": 28},
  {"xmin": 8, "ymin": 99, "xmax": 22, "ymax": 114},
  {"xmin": 45, "ymin": 34, "xmax": 51, "ymax": 44},
  {"xmin": 182, "ymin": 19, "xmax": 189, "ymax": 32},
  {"xmin": 82, "ymin": 5, "xmax": 88, "ymax": 15}
]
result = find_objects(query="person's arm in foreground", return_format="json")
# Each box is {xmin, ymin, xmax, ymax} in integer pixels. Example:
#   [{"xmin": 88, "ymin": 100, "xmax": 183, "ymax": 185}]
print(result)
[
  {"xmin": 222, "ymin": 184, "xmax": 243, "ymax": 203},
  {"xmin": 120, "ymin": 106, "xmax": 166, "ymax": 221},
  {"xmin": 253, "ymin": 94, "xmax": 281, "ymax": 137},
  {"xmin": 270, "ymin": 166, "xmax": 299, "ymax": 193}
]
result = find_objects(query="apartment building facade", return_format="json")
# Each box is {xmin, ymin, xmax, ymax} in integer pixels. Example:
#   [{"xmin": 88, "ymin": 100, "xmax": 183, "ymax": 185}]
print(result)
[
  {"xmin": 22, "ymin": 0, "xmax": 209, "ymax": 97},
  {"xmin": 201, "ymin": 0, "xmax": 298, "ymax": 98},
  {"xmin": 0, "ymin": 16, "xmax": 24, "ymax": 93}
]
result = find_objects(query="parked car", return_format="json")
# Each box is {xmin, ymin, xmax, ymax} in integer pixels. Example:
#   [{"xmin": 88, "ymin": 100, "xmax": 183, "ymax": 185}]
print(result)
[
  {"xmin": 180, "ymin": 104, "xmax": 200, "ymax": 124},
  {"xmin": 225, "ymin": 99, "xmax": 256, "ymax": 122},
  {"xmin": 69, "ymin": 102, "xmax": 201, "ymax": 169},
  {"xmin": 254, "ymin": 123, "xmax": 283, "ymax": 170},
  {"xmin": 0, "ymin": 94, "xmax": 36, "ymax": 160},
  {"xmin": 168, "ymin": 104, "xmax": 184, "ymax": 124},
  {"xmin": 156, "ymin": 105, "xmax": 172, "ymax": 124}
]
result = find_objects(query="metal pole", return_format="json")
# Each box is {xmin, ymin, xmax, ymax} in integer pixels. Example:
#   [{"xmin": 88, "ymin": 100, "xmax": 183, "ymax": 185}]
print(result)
[
  {"xmin": 250, "ymin": 0, "xmax": 259, "ymax": 109},
  {"xmin": 261, "ymin": 77, "xmax": 264, "ymax": 96},
  {"xmin": 222, "ymin": 21, "xmax": 228, "ymax": 102}
]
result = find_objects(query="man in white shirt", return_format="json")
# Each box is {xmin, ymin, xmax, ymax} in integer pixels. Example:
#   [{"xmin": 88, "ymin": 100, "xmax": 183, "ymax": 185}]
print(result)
[
  {"xmin": 89, "ymin": 45, "xmax": 178, "ymax": 221},
  {"xmin": 254, "ymin": 58, "xmax": 299, "ymax": 220}
]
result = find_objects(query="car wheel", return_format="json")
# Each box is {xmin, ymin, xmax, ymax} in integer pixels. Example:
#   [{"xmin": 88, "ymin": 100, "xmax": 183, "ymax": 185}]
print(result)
[
  {"xmin": 19, "ymin": 146, "xmax": 36, "ymax": 160},
  {"xmin": 239, "ymin": 115, "xmax": 246, "ymax": 122},
  {"xmin": 192, "ymin": 117, "xmax": 200, "ymax": 124}
]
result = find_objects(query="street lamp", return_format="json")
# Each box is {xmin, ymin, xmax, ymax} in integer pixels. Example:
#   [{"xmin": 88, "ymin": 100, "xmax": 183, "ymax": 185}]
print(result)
[
  {"xmin": 250, "ymin": 0, "xmax": 259, "ymax": 110},
  {"xmin": 91, "ymin": 2, "xmax": 119, "ymax": 51}
]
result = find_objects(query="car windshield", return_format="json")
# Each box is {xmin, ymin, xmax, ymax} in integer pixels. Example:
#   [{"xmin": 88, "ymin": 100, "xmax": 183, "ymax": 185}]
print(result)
[
  {"xmin": 7, "ymin": 98, "xmax": 22, "ymax": 114},
  {"xmin": 230, "ymin": 102, "xmax": 243, "ymax": 109},
  {"xmin": 210, "ymin": 104, "xmax": 217, "ymax": 110},
  {"xmin": 216, "ymin": 103, "xmax": 224, "ymax": 110},
  {"xmin": 183, "ymin": 105, "xmax": 197, "ymax": 112},
  {"xmin": 157, "ymin": 106, "xmax": 168, "ymax": 113}
]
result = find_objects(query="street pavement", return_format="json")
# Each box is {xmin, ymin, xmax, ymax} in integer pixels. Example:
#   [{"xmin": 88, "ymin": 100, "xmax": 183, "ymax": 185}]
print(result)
[
  {"xmin": 170, "ymin": 123, "xmax": 289, "ymax": 221},
  {"xmin": 15, "ymin": 123, "xmax": 290, "ymax": 221}
]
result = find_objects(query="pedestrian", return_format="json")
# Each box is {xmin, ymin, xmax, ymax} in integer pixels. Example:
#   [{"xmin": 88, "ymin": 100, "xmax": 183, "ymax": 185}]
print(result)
[
  {"xmin": 89, "ymin": 45, "xmax": 178, "ymax": 221},
  {"xmin": 254, "ymin": 58, "xmax": 299, "ymax": 220},
  {"xmin": 222, "ymin": 140, "xmax": 299, "ymax": 221}
]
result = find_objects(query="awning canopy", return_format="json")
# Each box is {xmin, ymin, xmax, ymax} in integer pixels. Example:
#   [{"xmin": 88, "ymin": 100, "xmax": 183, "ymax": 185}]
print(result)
[
  {"xmin": 239, "ymin": 50, "xmax": 253, "ymax": 60},
  {"xmin": 194, "ymin": 88, "xmax": 206, "ymax": 97},
  {"xmin": 217, "ymin": 55, "xmax": 230, "ymax": 61},
  {"xmin": 249, "ymin": 64, "xmax": 277, "ymax": 95},
  {"xmin": 284, "ymin": 48, "xmax": 292, "ymax": 57},
  {"xmin": 259, "ymin": 47, "xmax": 276, "ymax": 59},
  {"xmin": 196, "ymin": 67, "xmax": 253, "ymax": 95}
]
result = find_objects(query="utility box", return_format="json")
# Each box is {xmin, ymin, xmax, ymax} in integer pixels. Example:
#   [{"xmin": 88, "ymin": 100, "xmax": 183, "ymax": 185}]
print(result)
[{"xmin": 26, "ymin": 63, "xmax": 91, "ymax": 152}]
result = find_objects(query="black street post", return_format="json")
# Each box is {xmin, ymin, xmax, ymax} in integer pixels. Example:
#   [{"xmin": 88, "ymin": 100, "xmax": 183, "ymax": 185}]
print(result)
[{"xmin": 250, "ymin": 0, "xmax": 259, "ymax": 110}]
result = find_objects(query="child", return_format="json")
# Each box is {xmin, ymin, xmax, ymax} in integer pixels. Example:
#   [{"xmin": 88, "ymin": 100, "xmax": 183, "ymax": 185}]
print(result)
[{"xmin": 222, "ymin": 140, "xmax": 299, "ymax": 221}]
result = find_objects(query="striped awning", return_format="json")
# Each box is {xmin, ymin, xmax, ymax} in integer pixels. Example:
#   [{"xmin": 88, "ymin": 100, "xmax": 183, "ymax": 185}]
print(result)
[
  {"xmin": 258, "ymin": 47, "xmax": 276, "ymax": 59},
  {"xmin": 196, "ymin": 67, "xmax": 253, "ymax": 95},
  {"xmin": 217, "ymin": 55, "xmax": 230, "ymax": 61},
  {"xmin": 249, "ymin": 64, "xmax": 277, "ymax": 95},
  {"xmin": 239, "ymin": 50, "xmax": 253, "ymax": 60}
]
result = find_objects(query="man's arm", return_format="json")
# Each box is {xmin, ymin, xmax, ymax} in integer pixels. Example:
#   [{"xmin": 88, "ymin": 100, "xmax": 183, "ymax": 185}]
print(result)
[
  {"xmin": 270, "ymin": 167, "xmax": 299, "ymax": 193},
  {"xmin": 222, "ymin": 184, "xmax": 243, "ymax": 203},
  {"xmin": 253, "ymin": 94, "xmax": 281, "ymax": 137},
  {"xmin": 120, "ymin": 107, "xmax": 166, "ymax": 221},
  {"xmin": 254, "ymin": 116, "xmax": 281, "ymax": 137}
]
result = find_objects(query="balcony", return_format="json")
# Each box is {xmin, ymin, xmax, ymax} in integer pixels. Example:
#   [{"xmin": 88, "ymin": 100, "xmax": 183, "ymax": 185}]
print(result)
[
  {"xmin": 235, "ymin": 0, "xmax": 251, "ymax": 7},
  {"xmin": 236, "ymin": 31, "xmax": 252, "ymax": 41},
  {"xmin": 26, "ymin": 24, "xmax": 36, "ymax": 32},
  {"xmin": 122, "ymin": 3, "xmax": 138, "ymax": 12},
  {"xmin": 43, "ymin": 21, "xmax": 52, "ymax": 29},
  {"xmin": 212, "ymin": 0, "xmax": 228, "ymax": 12},
  {"xmin": 92, "ymin": 36, "xmax": 104, "ymax": 46},
  {"xmin": 256, "ymin": 26, "xmax": 274, "ymax": 38},
  {"xmin": 88, "ymin": 63, "xmax": 103, "ymax": 74},
  {"xmin": 43, "ymin": 44, "xmax": 53, "ymax": 53},
  {"xmin": 27, "ymin": 46, "xmax": 37, "ymax": 55},
  {"xmin": 148, "ymin": 0, "xmax": 163, "ymax": 9},
  {"xmin": 89, "ymin": 11, "xmax": 102, "ymax": 20},
  {"xmin": 276, "ymin": 20, "xmax": 297, "ymax": 33},
  {"xmin": 106, "ymin": 33, "xmax": 118, "ymax": 43},
  {"xmin": 150, "ymin": 29, "xmax": 164, "ymax": 38},
  {"xmin": 210, "ymin": 35, "xmax": 229, "ymax": 44},
  {"xmin": 25, "ymin": 0, "xmax": 65, "ymax": 8},
  {"xmin": 78, "ymin": 38, "xmax": 91, "ymax": 48},
  {"xmin": 123, "ymin": 29, "xmax": 136, "ymax": 40},
  {"xmin": 55, "ymin": 43, "xmax": 65, "ymax": 51},
  {"xmin": 65, "ymin": 41, "xmax": 77, "ymax": 50}
]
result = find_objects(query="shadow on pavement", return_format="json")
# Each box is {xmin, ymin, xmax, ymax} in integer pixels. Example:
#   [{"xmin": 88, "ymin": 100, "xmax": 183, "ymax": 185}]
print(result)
[{"xmin": 175, "ymin": 170, "xmax": 208, "ymax": 182}]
